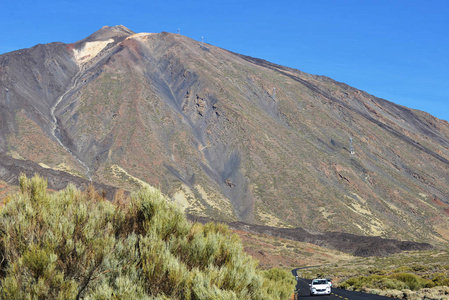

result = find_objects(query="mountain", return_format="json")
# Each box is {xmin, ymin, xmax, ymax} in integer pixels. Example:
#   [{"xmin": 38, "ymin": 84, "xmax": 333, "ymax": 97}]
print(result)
[{"xmin": 1, "ymin": 25, "xmax": 449, "ymax": 245}]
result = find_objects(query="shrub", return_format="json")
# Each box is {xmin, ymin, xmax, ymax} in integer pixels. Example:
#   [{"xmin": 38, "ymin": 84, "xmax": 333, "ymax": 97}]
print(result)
[
  {"xmin": 393, "ymin": 266, "xmax": 413, "ymax": 273},
  {"xmin": 0, "ymin": 174, "xmax": 293, "ymax": 299},
  {"xmin": 340, "ymin": 272, "xmax": 439, "ymax": 292},
  {"xmin": 261, "ymin": 268, "xmax": 296, "ymax": 299},
  {"xmin": 388, "ymin": 273, "xmax": 429, "ymax": 291},
  {"xmin": 368, "ymin": 268, "xmax": 387, "ymax": 275},
  {"xmin": 411, "ymin": 264, "xmax": 429, "ymax": 272},
  {"xmin": 425, "ymin": 273, "xmax": 449, "ymax": 288}
]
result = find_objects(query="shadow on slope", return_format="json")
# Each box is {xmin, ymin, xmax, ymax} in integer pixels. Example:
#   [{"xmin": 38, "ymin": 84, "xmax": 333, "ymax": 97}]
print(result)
[{"xmin": 188, "ymin": 214, "xmax": 433, "ymax": 257}]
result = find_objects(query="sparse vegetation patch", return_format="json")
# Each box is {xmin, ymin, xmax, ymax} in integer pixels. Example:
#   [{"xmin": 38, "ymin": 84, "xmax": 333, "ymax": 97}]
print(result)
[{"xmin": 300, "ymin": 249, "xmax": 449, "ymax": 300}]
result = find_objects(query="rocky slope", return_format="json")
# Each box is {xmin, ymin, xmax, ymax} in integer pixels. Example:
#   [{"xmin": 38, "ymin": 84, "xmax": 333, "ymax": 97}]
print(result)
[
  {"xmin": 1, "ymin": 25, "xmax": 449, "ymax": 245},
  {"xmin": 0, "ymin": 152, "xmax": 120, "ymax": 200}
]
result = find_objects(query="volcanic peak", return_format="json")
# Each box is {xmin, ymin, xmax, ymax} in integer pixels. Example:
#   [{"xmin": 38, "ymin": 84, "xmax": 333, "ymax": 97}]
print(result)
[
  {"xmin": 71, "ymin": 25, "xmax": 136, "ymax": 66},
  {"xmin": 2, "ymin": 26, "xmax": 449, "ymax": 246},
  {"xmin": 75, "ymin": 25, "xmax": 135, "ymax": 46}
]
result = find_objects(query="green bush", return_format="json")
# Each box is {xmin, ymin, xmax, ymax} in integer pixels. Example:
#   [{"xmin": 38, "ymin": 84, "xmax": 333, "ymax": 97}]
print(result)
[
  {"xmin": 392, "ymin": 266, "xmax": 413, "ymax": 273},
  {"xmin": 411, "ymin": 264, "xmax": 429, "ymax": 272},
  {"xmin": 260, "ymin": 268, "xmax": 296, "ymax": 299},
  {"xmin": 340, "ymin": 272, "xmax": 437, "ymax": 292},
  {"xmin": 368, "ymin": 268, "xmax": 387, "ymax": 275},
  {"xmin": 0, "ymin": 174, "xmax": 293, "ymax": 299},
  {"xmin": 388, "ymin": 272, "xmax": 429, "ymax": 290}
]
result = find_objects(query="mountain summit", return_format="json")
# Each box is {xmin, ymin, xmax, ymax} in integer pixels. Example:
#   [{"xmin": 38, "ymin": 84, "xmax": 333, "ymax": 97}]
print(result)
[
  {"xmin": 81, "ymin": 25, "xmax": 135, "ymax": 41},
  {"xmin": 1, "ymin": 26, "xmax": 449, "ymax": 244}
]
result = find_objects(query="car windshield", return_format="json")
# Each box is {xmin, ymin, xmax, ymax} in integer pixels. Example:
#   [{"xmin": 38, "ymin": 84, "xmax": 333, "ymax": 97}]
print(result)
[{"xmin": 312, "ymin": 280, "xmax": 328, "ymax": 285}]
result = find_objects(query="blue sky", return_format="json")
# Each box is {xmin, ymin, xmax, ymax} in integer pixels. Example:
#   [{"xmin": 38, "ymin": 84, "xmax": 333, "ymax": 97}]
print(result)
[{"xmin": 1, "ymin": 0, "xmax": 448, "ymax": 121}]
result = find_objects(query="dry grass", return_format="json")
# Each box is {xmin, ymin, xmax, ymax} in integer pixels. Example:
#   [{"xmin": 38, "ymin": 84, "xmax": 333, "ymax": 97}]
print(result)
[{"xmin": 235, "ymin": 229, "xmax": 353, "ymax": 270}]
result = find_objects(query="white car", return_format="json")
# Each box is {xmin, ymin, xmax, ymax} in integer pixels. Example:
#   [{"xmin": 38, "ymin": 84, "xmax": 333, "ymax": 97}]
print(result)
[{"xmin": 309, "ymin": 278, "xmax": 331, "ymax": 296}]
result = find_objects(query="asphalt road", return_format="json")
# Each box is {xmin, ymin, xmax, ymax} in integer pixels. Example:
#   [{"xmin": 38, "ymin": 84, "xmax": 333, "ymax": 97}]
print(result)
[
  {"xmin": 294, "ymin": 278, "xmax": 392, "ymax": 299},
  {"xmin": 291, "ymin": 268, "xmax": 392, "ymax": 299}
]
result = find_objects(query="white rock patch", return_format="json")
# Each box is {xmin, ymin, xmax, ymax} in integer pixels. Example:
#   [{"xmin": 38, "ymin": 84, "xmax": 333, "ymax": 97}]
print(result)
[
  {"xmin": 125, "ymin": 32, "xmax": 155, "ymax": 41},
  {"xmin": 73, "ymin": 39, "xmax": 114, "ymax": 65}
]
